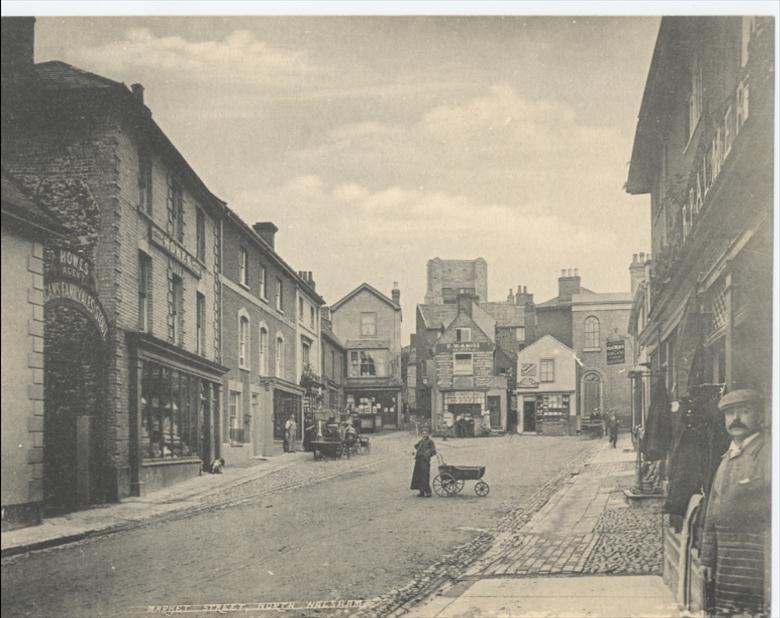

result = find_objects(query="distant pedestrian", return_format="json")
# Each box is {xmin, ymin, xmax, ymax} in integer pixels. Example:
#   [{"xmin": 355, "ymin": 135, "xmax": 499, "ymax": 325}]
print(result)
[
  {"xmin": 608, "ymin": 415, "xmax": 619, "ymax": 448},
  {"xmin": 210, "ymin": 457, "xmax": 225, "ymax": 474},
  {"xmin": 303, "ymin": 415, "xmax": 316, "ymax": 452},
  {"xmin": 284, "ymin": 415, "xmax": 298, "ymax": 452},
  {"xmin": 410, "ymin": 428, "xmax": 436, "ymax": 497}
]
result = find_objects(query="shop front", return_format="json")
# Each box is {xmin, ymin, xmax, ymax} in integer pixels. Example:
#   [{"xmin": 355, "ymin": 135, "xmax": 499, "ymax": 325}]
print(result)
[
  {"xmin": 273, "ymin": 385, "xmax": 303, "ymax": 446},
  {"xmin": 128, "ymin": 333, "xmax": 227, "ymax": 497},
  {"xmin": 443, "ymin": 390, "xmax": 485, "ymax": 436},
  {"xmin": 345, "ymin": 387, "xmax": 400, "ymax": 432}
]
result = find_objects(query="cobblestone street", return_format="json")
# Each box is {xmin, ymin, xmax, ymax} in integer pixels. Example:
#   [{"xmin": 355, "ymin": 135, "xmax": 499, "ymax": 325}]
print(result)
[{"xmin": 2, "ymin": 433, "xmax": 594, "ymax": 618}]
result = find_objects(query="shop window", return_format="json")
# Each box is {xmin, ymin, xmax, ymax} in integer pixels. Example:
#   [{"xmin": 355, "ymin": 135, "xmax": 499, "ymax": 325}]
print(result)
[
  {"xmin": 456, "ymin": 327, "xmax": 471, "ymax": 343},
  {"xmin": 138, "ymin": 252, "xmax": 152, "ymax": 332},
  {"xmin": 238, "ymin": 313, "xmax": 250, "ymax": 369},
  {"xmin": 540, "ymin": 358, "xmax": 555, "ymax": 382},
  {"xmin": 453, "ymin": 353, "xmax": 474, "ymax": 376},
  {"xmin": 196, "ymin": 292, "xmax": 206, "ymax": 356},
  {"xmin": 361, "ymin": 312, "xmax": 377, "ymax": 337},
  {"xmin": 140, "ymin": 362, "xmax": 200, "ymax": 460},
  {"xmin": 259, "ymin": 326, "xmax": 269, "ymax": 376},
  {"xmin": 584, "ymin": 316, "xmax": 600, "ymax": 349},
  {"xmin": 229, "ymin": 390, "xmax": 244, "ymax": 444}
]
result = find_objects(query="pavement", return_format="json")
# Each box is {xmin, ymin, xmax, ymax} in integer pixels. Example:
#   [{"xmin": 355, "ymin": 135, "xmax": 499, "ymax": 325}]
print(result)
[
  {"xmin": 1, "ymin": 433, "xmax": 399, "ymax": 558},
  {"xmin": 405, "ymin": 435, "xmax": 680, "ymax": 618}
]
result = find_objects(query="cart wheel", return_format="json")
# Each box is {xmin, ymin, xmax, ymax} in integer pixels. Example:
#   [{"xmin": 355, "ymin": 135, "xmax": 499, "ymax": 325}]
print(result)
[
  {"xmin": 433, "ymin": 474, "xmax": 454, "ymax": 497},
  {"xmin": 475, "ymin": 481, "xmax": 490, "ymax": 497}
]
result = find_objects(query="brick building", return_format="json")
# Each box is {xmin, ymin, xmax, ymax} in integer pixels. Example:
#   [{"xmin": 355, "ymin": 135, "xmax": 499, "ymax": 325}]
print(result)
[
  {"xmin": 2, "ymin": 17, "xmax": 228, "ymax": 505},
  {"xmin": 1, "ymin": 170, "xmax": 65, "ymax": 529},
  {"xmin": 537, "ymin": 269, "xmax": 633, "ymax": 429},
  {"xmin": 427, "ymin": 293, "xmax": 508, "ymax": 435},
  {"xmin": 220, "ymin": 213, "xmax": 323, "ymax": 461},
  {"xmin": 625, "ymin": 17, "xmax": 773, "ymax": 613},
  {"xmin": 320, "ymin": 308, "xmax": 347, "ymax": 420},
  {"xmin": 330, "ymin": 283, "xmax": 403, "ymax": 431},
  {"xmin": 424, "ymin": 257, "xmax": 488, "ymax": 304}
]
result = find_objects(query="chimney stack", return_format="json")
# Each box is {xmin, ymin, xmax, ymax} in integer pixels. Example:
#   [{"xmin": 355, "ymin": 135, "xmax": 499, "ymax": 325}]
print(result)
[
  {"xmin": 558, "ymin": 268, "xmax": 582, "ymax": 300},
  {"xmin": 507, "ymin": 288, "xmax": 515, "ymax": 303},
  {"xmin": 629, "ymin": 253, "xmax": 650, "ymax": 296},
  {"xmin": 391, "ymin": 281, "xmax": 400, "ymax": 306},
  {"xmin": 253, "ymin": 222, "xmax": 278, "ymax": 250},
  {"xmin": 131, "ymin": 83, "xmax": 145, "ymax": 104},
  {"xmin": 456, "ymin": 290, "xmax": 475, "ymax": 318},
  {"xmin": 515, "ymin": 284, "xmax": 535, "ymax": 307},
  {"xmin": 1, "ymin": 17, "xmax": 36, "ymax": 77}
]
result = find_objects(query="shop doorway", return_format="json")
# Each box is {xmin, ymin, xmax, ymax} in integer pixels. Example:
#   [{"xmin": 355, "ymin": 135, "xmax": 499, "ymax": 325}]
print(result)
[
  {"xmin": 44, "ymin": 302, "xmax": 107, "ymax": 513},
  {"xmin": 523, "ymin": 400, "xmax": 536, "ymax": 433},
  {"xmin": 273, "ymin": 390, "xmax": 301, "ymax": 441},
  {"xmin": 487, "ymin": 396, "xmax": 501, "ymax": 429},
  {"xmin": 582, "ymin": 372, "xmax": 602, "ymax": 418}
]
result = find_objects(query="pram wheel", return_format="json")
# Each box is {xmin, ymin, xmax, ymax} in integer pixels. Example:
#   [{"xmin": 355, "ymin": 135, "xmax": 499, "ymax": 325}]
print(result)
[
  {"xmin": 474, "ymin": 481, "xmax": 490, "ymax": 497},
  {"xmin": 433, "ymin": 473, "xmax": 456, "ymax": 497}
]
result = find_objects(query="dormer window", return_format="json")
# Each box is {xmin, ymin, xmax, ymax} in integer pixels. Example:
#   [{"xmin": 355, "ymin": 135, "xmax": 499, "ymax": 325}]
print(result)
[{"xmin": 455, "ymin": 327, "xmax": 471, "ymax": 343}]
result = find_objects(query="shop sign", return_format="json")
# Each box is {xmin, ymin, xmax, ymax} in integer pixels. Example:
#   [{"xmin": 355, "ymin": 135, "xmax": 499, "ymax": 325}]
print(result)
[
  {"xmin": 606, "ymin": 338, "xmax": 626, "ymax": 365},
  {"xmin": 520, "ymin": 363, "xmax": 537, "ymax": 377},
  {"xmin": 45, "ymin": 280, "xmax": 109, "ymax": 339},
  {"xmin": 48, "ymin": 248, "xmax": 94, "ymax": 289},
  {"xmin": 444, "ymin": 391, "xmax": 484, "ymax": 405},
  {"xmin": 150, "ymin": 225, "xmax": 203, "ymax": 278},
  {"xmin": 518, "ymin": 377, "xmax": 539, "ymax": 389},
  {"xmin": 437, "ymin": 341, "xmax": 492, "ymax": 353}
]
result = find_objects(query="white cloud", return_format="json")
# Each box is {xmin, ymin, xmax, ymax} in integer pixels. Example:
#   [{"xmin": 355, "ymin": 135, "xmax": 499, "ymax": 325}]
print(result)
[{"xmin": 71, "ymin": 28, "xmax": 315, "ymax": 85}]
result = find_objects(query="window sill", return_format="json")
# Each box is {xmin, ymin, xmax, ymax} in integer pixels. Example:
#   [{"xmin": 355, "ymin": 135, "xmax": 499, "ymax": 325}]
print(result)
[
  {"xmin": 239, "ymin": 282, "xmax": 251, "ymax": 292},
  {"xmin": 582, "ymin": 347, "xmax": 601, "ymax": 353},
  {"xmin": 239, "ymin": 365, "xmax": 250, "ymax": 372}
]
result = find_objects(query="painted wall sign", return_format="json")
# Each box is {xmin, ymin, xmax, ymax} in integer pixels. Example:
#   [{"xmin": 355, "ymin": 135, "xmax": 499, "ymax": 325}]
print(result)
[
  {"xmin": 518, "ymin": 376, "xmax": 539, "ymax": 389},
  {"xmin": 606, "ymin": 339, "xmax": 626, "ymax": 365},
  {"xmin": 45, "ymin": 280, "xmax": 109, "ymax": 339},
  {"xmin": 444, "ymin": 391, "xmax": 485, "ymax": 405},
  {"xmin": 150, "ymin": 225, "xmax": 203, "ymax": 278},
  {"xmin": 48, "ymin": 248, "xmax": 95, "ymax": 289},
  {"xmin": 521, "ymin": 363, "xmax": 537, "ymax": 377},
  {"xmin": 436, "ymin": 341, "xmax": 493, "ymax": 353}
]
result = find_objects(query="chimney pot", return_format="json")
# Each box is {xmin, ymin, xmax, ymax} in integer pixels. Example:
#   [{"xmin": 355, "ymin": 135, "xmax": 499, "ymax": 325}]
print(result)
[{"xmin": 391, "ymin": 282, "xmax": 400, "ymax": 305}]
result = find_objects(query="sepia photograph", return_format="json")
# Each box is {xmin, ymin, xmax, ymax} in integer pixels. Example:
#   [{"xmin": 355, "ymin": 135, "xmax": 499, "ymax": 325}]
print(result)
[{"xmin": 1, "ymin": 2, "xmax": 777, "ymax": 617}]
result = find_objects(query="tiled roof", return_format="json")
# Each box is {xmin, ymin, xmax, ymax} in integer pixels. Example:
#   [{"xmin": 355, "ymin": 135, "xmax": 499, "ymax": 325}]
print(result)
[
  {"xmin": 331, "ymin": 283, "xmax": 400, "ymax": 312},
  {"xmin": 417, "ymin": 304, "xmax": 457, "ymax": 330},
  {"xmin": 480, "ymin": 302, "xmax": 525, "ymax": 327},
  {"xmin": 345, "ymin": 339, "xmax": 391, "ymax": 350},
  {"xmin": 34, "ymin": 61, "xmax": 123, "ymax": 91},
  {"xmin": 1, "ymin": 169, "xmax": 63, "ymax": 235}
]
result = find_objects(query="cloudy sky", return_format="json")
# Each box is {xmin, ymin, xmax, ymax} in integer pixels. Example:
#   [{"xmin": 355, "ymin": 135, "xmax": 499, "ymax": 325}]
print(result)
[{"xmin": 35, "ymin": 15, "xmax": 657, "ymax": 338}]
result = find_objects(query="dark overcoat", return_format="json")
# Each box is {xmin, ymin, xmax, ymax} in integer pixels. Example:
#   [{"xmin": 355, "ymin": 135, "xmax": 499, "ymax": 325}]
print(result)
[
  {"xmin": 700, "ymin": 431, "xmax": 770, "ymax": 616},
  {"xmin": 410, "ymin": 437, "xmax": 436, "ymax": 491}
]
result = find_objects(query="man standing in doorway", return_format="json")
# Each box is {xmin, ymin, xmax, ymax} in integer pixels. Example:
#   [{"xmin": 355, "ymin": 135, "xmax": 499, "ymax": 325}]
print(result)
[{"xmin": 700, "ymin": 389, "xmax": 770, "ymax": 617}]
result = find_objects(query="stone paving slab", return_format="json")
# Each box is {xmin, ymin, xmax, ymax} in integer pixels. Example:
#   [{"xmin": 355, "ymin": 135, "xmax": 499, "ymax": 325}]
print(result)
[{"xmin": 407, "ymin": 575, "xmax": 680, "ymax": 617}]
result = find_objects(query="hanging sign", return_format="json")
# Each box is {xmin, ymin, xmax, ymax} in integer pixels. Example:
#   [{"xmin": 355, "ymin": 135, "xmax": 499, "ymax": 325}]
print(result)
[{"xmin": 606, "ymin": 339, "xmax": 626, "ymax": 365}]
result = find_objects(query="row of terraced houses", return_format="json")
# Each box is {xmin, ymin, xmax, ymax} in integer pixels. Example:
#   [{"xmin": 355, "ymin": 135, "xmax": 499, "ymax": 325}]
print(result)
[{"xmin": 1, "ymin": 17, "xmax": 404, "ymax": 530}]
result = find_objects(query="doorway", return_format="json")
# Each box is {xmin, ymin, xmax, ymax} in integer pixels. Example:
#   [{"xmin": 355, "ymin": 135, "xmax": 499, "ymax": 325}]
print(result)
[
  {"xmin": 44, "ymin": 302, "xmax": 107, "ymax": 513},
  {"xmin": 523, "ymin": 399, "xmax": 536, "ymax": 433},
  {"xmin": 582, "ymin": 372, "xmax": 602, "ymax": 418}
]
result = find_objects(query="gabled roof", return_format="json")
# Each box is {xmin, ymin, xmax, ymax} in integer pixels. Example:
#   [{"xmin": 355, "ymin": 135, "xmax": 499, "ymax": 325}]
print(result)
[
  {"xmin": 480, "ymin": 302, "xmax": 525, "ymax": 327},
  {"xmin": 518, "ymin": 334, "xmax": 576, "ymax": 356},
  {"xmin": 537, "ymin": 287, "xmax": 597, "ymax": 309},
  {"xmin": 417, "ymin": 304, "xmax": 458, "ymax": 331},
  {"xmin": 470, "ymin": 302, "xmax": 497, "ymax": 344},
  {"xmin": 331, "ymin": 283, "xmax": 400, "ymax": 312},
  {"xmin": 1, "ymin": 168, "xmax": 64, "ymax": 236},
  {"xmin": 34, "ymin": 60, "xmax": 123, "ymax": 91}
]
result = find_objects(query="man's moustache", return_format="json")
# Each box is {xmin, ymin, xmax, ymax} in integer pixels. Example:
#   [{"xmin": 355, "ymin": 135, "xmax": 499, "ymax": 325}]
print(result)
[{"xmin": 728, "ymin": 422, "xmax": 747, "ymax": 430}]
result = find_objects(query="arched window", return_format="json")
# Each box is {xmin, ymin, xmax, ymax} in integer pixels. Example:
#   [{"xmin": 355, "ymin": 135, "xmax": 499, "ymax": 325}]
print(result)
[
  {"xmin": 275, "ymin": 336, "xmax": 285, "ymax": 378},
  {"xmin": 238, "ymin": 314, "xmax": 250, "ymax": 369},
  {"xmin": 258, "ymin": 326, "xmax": 269, "ymax": 376},
  {"xmin": 584, "ymin": 316, "xmax": 600, "ymax": 349}
]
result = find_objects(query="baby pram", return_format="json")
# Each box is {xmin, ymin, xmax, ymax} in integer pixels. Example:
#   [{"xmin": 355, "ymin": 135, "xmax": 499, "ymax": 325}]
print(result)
[{"xmin": 432, "ymin": 453, "xmax": 490, "ymax": 497}]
